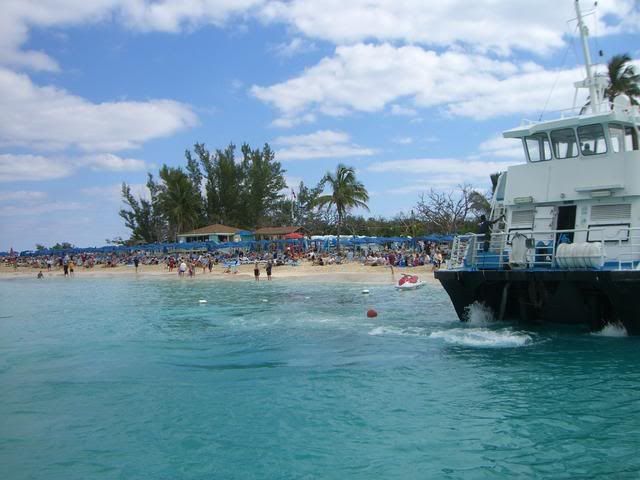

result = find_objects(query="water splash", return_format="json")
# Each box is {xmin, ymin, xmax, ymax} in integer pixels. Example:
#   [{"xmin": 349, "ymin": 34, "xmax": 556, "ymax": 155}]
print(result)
[
  {"xmin": 464, "ymin": 302, "xmax": 495, "ymax": 325},
  {"xmin": 429, "ymin": 328, "xmax": 532, "ymax": 348},
  {"xmin": 592, "ymin": 322, "xmax": 628, "ymax": 337}
]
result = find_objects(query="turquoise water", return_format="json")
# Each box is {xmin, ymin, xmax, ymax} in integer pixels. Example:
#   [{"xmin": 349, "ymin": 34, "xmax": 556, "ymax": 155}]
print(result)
[{"xmin": 1, "ymin": 276, "xmax": 639, "ymax": 479}]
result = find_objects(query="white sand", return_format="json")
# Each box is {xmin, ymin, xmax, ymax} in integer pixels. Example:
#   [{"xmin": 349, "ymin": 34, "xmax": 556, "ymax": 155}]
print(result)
[{"xmin": 1, "ymin": 262, "xmax": 441, "ymax": 285}]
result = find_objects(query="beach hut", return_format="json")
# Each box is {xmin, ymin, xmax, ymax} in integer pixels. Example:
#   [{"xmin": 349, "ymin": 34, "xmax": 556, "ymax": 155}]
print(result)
[{"xmin": 177, "ymin": 224, "xmax": 242, "ymax": 244}]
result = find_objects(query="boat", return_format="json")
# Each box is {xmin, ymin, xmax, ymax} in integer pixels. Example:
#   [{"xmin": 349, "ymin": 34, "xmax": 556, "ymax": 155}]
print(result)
[
  {"xmin": 435, "ymin": 0, "xmax": 640, "ymax": 334},
  {"xmin": 395, "ymin": 274, "xmax": 426, "ymax": 290}
]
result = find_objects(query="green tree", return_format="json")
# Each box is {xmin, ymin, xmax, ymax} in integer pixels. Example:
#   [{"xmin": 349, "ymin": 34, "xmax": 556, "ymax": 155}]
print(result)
[
  {"xmin": 267, "ymin": 180, "xmax": 326, "ymax": 232},
  {"xmin": 119, "ymin": 181, "xmax": 161, "ymax": 244},
  {"xmin": 51, "ymin": 242, "xmax": 74, "ymax": 250},
  {"xmin": 35, "ymin": 243, "xmax": 46, "ymax": 251},
  {"xmin": 605, "ymin": 53, "xmax": 640, "ymax": 106},
  {"xmin": 315, "ymin": 164, "xmax": 369, "ymax": 254},
  {"xmin": 215, "ymin": 144, "xmax": 245, "ymax": 225},
  {"xmin": 241, "ymin": 143, "xmax": 287, "ymax": 227},
  {"xmin": 157, "ymin": 166, "xmax": 202, "ymax": 241},
  {"xmin": 189, "ymin": 143, "xmax": 244, "ymax": 225}
]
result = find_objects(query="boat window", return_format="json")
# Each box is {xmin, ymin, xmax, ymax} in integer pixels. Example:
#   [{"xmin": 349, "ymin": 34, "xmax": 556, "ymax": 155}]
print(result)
[
  {"xmin": 608, "ymin": 123, "xmax": 625, "ymax": 153},
  {"xmin": 550, "ymin": 128, "xmax": 578, "ymax": 159},
  {"xmin": 625, "ymin": 126, "xmax": 639, "ymax": 151},
  {"xmin": 524, "ymin": 133, "xmax": 552, "ymax": 162},
  {"xmin": 577, "ymin": 124, "xmax": 607, "ymax": 156}
]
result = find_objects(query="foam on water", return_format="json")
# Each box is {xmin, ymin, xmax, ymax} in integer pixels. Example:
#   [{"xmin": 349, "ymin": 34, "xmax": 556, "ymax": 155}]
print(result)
[
  {"xmin": 429, "ymin": 328, "xmax": 533, "ymax": 348},
  {"xmin": 464, "ymin": 301, "xmax": 495, "ymax": 325},
  {"xmin": 368, "ymin": 325, "xmax": 427, "ymax": 337},
  {"xmin": 592, "ymin": 322, "xmax": 628, "ymax": 337}
]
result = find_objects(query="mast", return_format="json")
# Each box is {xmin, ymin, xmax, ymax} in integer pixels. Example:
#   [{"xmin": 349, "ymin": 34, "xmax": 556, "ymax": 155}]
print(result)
[{"xmin": 575, "ymin": 0, "xmax": 599, "ymax": 113}]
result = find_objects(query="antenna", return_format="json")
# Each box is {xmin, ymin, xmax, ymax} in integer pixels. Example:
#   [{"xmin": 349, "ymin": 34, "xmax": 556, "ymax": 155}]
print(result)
[{"xmin": 575, "ymin": 0, "xmax": 600, "ymax": 113}]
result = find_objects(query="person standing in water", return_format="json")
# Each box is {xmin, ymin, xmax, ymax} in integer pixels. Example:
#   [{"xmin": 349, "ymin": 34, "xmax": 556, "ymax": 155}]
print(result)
[
  {"xmin": 266, "ymin": 260, "xmax": 272, "ymax": 281},
  {"xmin": 254, "ymin": 262, "xmax": 260, "ymax": 281},
  {"xmin": 134, "ymin": 256, "xmax": 139, "ymax": 272}
]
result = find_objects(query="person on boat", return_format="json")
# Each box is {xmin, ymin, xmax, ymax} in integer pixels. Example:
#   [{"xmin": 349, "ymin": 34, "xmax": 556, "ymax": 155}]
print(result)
[{"xmin": 478, "ymin": 214, "xmax": 504, "ymax": 252}]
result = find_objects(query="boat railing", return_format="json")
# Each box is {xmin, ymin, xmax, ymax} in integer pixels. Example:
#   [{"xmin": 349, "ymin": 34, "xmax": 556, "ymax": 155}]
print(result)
[{"xmin": 448, "ymin": 226, "xmax": 640, "ymax": 271}]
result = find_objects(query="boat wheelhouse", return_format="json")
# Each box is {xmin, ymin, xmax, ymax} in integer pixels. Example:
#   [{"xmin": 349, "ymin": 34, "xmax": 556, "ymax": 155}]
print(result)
[{"xmin": 435, "ymin": 0, "xmax": 640, "ymax": 333}]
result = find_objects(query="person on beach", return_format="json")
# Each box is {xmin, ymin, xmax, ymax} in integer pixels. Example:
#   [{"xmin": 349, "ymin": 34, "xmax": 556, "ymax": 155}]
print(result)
[
  {"xmin": 134, "ymin": 257, "xmax": 139, "ymax": 272},
  {"xmin": 254, "ymin": 262, "xmax": 260, "ymax": 281},
  {"xmin": 179, "ymin": 261, "xmax": 187, "ymax": 277},
  {"xmin": 69, "ymin": 259, "xmax": 75, "ymax": 276},
  {"xmin": 37, "ymin": 271, "xmax": 43, "ymax": 279},
  {"xmin": 266, "ymin": 261, "xmax": 272, "ymax": 281},
  {"xmin": 63, "ymin": 255, "xmax": 69, "ymax": 276}
]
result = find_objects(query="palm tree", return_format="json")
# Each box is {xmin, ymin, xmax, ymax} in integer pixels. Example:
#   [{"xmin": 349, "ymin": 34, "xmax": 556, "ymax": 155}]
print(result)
[
  {"xmin": 604, "ymin": 53, "xmax": 640, "ymax": 106},
  {"xmin": 316, "ymin": 164, "xmax": 369, "ymax": 255},
  {"xmin": 157, "ymin": 166, "xmax": 202, "ymax": 241}
]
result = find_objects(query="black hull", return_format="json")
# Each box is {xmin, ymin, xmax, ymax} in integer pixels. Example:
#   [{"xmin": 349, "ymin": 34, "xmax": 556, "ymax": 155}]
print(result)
[{"xmin": 434, "ymin": 269, "xmax": 640, "ymax": 334}]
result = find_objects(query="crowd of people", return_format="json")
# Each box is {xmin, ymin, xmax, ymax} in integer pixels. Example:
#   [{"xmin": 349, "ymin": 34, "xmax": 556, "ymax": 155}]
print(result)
[{"xmin": 2, "ymin": 240, "xmax": 450, "ymax": 278}]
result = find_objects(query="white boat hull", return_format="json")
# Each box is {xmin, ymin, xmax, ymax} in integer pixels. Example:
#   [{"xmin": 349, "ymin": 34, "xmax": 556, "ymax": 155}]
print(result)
[{"xmin": 395, "ymin": 281, "xmax": 426, "ymax": 290}]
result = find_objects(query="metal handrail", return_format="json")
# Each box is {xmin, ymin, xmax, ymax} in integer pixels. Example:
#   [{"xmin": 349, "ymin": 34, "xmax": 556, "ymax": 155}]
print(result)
[{"xmin": 449, "ymin": 226, "xmax": 640, "ymax": 271}]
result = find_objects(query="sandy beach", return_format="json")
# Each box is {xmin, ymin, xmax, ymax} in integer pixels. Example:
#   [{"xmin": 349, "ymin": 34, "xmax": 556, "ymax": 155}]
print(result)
[{"xmin": 0, "ymin": 261, "xmax": 440, "ymax": 285}]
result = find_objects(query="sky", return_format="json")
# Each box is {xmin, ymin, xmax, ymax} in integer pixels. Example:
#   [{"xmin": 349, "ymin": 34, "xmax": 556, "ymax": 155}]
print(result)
[{"xmin": 1, "ymin": 0, "xmax": 639, "ymax": 251}]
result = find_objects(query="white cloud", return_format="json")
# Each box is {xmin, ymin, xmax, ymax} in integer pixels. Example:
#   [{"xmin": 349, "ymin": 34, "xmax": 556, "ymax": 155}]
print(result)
[
  {"xmin": 0, "ymin": 200, "xmax": 84, "ymax": 217},
  {"xmin": 0, "ymin": 0, "xmax": 262, "ymax": 71},
  {"xmin": 81, "ymin": 182, "xmax": 149, "ymax": 202},
  {"xmin": 271, "ymin": 38, "xmax": 316, "ymax": 58},
  {"xmin": 390, "ymin": 104, "xmax": 418, "ymax": 116},
  {"xmin": 0, "ymin": 190, "xmax": 47, "ymax": 202},
  {"xmin": 252, "ymin": 43, "xmax": 595, "ymax": 124},
  {"xmin": 0, "ymin": 154, "xmax": 73, "ymax": 182},
  {"xmin": 0, "ymin": 152, "xmax": 149, "ymax": 183},
  {"xmin": 81, "ymin": 153, "xmax": 147, "ymax": 171},
  {"xmin": 369, "ymin": 157, "xmax": 519, "ymax": 191},
  {"xmin": 274, "ymin": 130, "xmax": 376, "ymax": 161},
  {"xmin": 393, "ymin": 137, "xmax": 413, "ymax": 145},
  {"xmin": 259, "ymin": 0, "xmax": 639, "ymax": 55},
  {"xmin": 0, "ymin": 67, "xmax": 198, "ymax": 151},
  {"xmin": 477, "ymin": 136, "xmax": 524, "ymax": 159},
  {"xmin": 1, "ymin": 0, "xmax": 636, "ymax": 74},
  {"xmin": 120, "ymin": 0, "xmax": 264, "ymax": 32}
]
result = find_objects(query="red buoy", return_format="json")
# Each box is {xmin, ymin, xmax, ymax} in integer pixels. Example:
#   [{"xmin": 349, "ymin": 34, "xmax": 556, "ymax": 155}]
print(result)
[{"xmin": 367, "ymin": 309, "xmax": 378, "ymax": 318}]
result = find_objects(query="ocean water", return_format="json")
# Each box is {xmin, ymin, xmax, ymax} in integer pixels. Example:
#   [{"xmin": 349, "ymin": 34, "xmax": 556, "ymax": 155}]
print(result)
[{"xmin": 1, "ymin": 276, "xmax": 639, "ymax": 479}]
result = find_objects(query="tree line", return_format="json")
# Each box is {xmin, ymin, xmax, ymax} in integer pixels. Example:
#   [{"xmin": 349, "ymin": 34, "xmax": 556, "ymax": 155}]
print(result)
[
  {"xmin": 120, "ymin": 142, "xmax": 288, "ymax": 244},
  {"xmin": 119, "ymin": 140, "xmax": 493, "ymax": 246}
]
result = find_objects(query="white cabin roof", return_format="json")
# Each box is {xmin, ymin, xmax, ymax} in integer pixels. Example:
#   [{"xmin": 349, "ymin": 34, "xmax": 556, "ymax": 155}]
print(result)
[{"xmin": 503, "ymin": 109, "xmax": 639, "ymax": 139}]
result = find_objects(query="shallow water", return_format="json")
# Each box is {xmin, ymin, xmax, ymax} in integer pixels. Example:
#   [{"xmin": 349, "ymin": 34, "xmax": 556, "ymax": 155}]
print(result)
[{"xmin": 1, "ymin": 276, "xmax": 639, "ymax": 479}]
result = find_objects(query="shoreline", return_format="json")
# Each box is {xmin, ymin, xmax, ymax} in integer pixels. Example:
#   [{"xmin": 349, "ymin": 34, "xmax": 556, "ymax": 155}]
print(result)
[{"xmin": 0, "ymin": 263, "xmax": 441, "ymax": 285}]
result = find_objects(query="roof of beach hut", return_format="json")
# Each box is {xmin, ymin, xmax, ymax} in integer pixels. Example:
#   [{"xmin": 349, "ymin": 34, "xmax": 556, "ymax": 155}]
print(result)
[{"xmin": 180, "ymin": 223, "xmax": 242, "ymax": 235}]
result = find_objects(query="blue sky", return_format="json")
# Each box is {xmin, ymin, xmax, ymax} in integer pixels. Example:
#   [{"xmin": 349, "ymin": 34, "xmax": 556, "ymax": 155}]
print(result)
[{"xmin": 1, "ymin": 0, "xmax": 638, "ymax": 251}]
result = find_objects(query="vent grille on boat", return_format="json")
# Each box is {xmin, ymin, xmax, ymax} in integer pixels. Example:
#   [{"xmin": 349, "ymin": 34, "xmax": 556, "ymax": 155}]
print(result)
[
  {"xmin": 590, "ymin": 204, "xmax": 631, "ymax": 221},
  {"xmin": 511, "ymin": 209, "xmax": 535, "ymax": 227}
]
